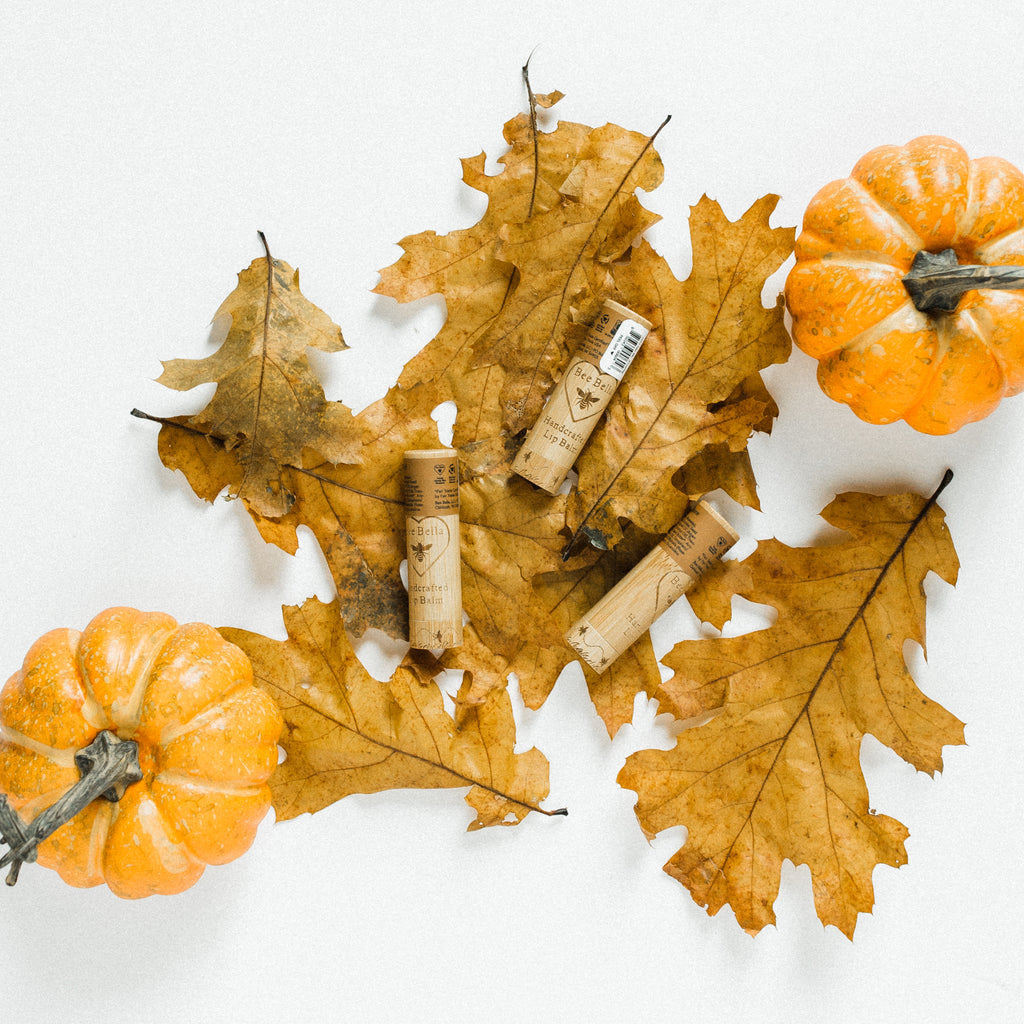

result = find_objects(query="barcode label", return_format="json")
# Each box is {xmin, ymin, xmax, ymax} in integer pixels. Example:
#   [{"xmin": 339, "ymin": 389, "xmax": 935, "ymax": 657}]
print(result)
[{"xmin": 599, "ymin": 319, "xmax": 648, "ymax": 380}]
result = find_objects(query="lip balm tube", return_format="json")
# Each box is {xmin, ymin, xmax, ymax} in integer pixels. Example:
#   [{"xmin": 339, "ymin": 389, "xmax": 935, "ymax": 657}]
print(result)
[
  {"xmin": 512, "ymin": 299, "xmax": 652, "ymax": 495},
  {"xmin": 403, "ymin": 449, "xmax": 463, "ymax": 650},
  {"xmin": 565, "ymin": 500, "xmax": 738, "ymax": 673}
]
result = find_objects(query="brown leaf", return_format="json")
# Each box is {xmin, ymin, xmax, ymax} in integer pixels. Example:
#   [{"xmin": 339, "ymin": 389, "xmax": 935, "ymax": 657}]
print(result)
[
  {"xmin": 156, "ymin": 236, "xmax": 357, "ymax": 517},
  {"xmin": 222, "ymin": 598, "xmax": 562, "ymax": 829},
  {"xmin": 374, "ymin": 104, "xmax": 593, "ymax": 449},
  {"xmin": 150, "ymin": 383, "xmax": 442, "ymax": 640},
  {"xmin": 471, "ymin": 121, "xmax": 667, "ymax": 432},
  {"xmin": 567, "ymin": 199, "xmax": 793, "ymax": 551},
  {"xmin": 673, "ymin": 375, "xmax": 781, "ymax": 510},
  {"xmin": 148, "ymin": 412, "xmax": 247, "ymax": 504},
  {"xmin": 432, "ymin": 623, "xmax": 510, "ymax": 729},
  {"xmin": 618, "ymin": 473, "xmax": 963, "ymax": 938},
  {"xmin": 509, "ymin": 529, "xmax": 665, "ymax": 736},
  {"xmin": 459, "ymin": 471, "xmax": 596, "ymax": 658}
]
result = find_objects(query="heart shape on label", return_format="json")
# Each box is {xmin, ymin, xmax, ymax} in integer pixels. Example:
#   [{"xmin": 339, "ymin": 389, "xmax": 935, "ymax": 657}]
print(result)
[
  {"xmin": 563, "ymin": 363, "xmax": 611, "ymax": 425},
  {"xmin": 407, "ymin": 516, "xmax": 451, "ymax": 576},
  {"xmin": 654, "ymin": 569, "xmax": 692, "ymax": 615}
]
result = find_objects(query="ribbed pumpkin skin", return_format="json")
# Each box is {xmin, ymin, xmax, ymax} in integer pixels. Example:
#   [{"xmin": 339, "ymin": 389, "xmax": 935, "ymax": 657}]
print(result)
[
  {"xmin": 0, "ymin": 608, "xmax": 282, "ymax": 898},
  {"xmin": 785, "ymin": 135, "xmax": 1024, "ymax": 433}
]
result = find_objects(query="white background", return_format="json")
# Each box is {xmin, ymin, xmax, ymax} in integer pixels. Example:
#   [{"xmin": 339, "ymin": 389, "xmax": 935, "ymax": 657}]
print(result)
[{"xmin": 2, "ymin": 2, "xmax": 1022, "ymax": 1021}]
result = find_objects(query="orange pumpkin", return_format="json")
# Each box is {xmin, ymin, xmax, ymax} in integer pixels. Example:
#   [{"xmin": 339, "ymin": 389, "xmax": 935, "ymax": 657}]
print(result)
[
  {"xmin": 785, "ymin": 135, "xmax": 1024, "ymax": 433},
  {"xmin": 0, "ymin": 607, "xmax": 282, "ymax": 898}
]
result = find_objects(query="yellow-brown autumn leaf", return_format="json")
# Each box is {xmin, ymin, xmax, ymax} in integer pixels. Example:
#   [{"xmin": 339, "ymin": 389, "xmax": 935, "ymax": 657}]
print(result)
[
  {"xmin": 154, "ymin": 235, "xmax": 357, "ymax": 517},
  {"xmin": 149, "ymin": 383, "xmax": 441, "ymax": 639},
  {"xmin": 672, "ymin": 375, "xmax": 780, "ymax": 512},
  {"xmin": 151, "ymin": 375, "xmax": 601, "ymax": 654},
  {"xmin": 459, "ymin": 470, "xmax": 598, "ymax": 658},
  {"xmin": 374, "ymin": 99, "xmax": 593, "ymax": 449},
  {"xmin": 508, "ymin": 527, "xmax": 666, "ymax": 735},
  {"xmin": 618, "ymin": 473, "xmax": 962, "ymax": 938},
  {"xmin": 566, "ymin": 199, "xmax": 794, "ymax": 552},
  {"xmin": 222, "ymin": 598, "xmax": 563, "ymax": 829},
  {"xmin": 470, "ymin": 119, "xmax": 667, "ymax": 433}
]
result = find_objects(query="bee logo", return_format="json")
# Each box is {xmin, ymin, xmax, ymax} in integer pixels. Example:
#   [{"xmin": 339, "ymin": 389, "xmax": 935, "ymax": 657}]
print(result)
[
  {"xmin": 411, "ymin": 542, "xmax": 432, "ymax": 563},
  {"xmin": 576, "ymin": 388, "xmax": 599, "ymax": 411}
]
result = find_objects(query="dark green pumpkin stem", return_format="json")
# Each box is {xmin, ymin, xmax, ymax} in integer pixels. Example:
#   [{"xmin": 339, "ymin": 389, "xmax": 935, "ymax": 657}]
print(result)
[
  {"xmin": 0, "ymin": 731, "xmax": 142, "ymax": 886},
  {"xmin": 902, "ymin": 247, "xmax": 1024, "ymax": 313}
]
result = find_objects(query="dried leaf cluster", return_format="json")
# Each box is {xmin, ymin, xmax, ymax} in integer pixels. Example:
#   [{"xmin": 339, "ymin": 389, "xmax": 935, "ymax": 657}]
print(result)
[{"xmin": 138, "ymin": 88, "xmax": 963, "ymax": 937}]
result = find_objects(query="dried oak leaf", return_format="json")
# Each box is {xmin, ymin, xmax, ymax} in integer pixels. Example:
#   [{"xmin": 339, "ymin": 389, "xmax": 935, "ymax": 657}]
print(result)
[
  {"xmin": 155, "ymin": 371, "xmax": 601, "ymax": 655},
  {"xmin": 153, "ymin": 382, "xmax": 442, "ymax": 640},
  {"xmin": 618, "ymin": 473, "xmax": 963, "ymax": 938},
  {"xmin": 503, "ymin": 527, "xmax": 665, "ymax": 734},
  {"xmin": 434, "ymin": 622, "xmax": 511, "ymax": 730},
  {"xmin": 222, "ymin": 597, "xmax": 561, "ymax": 829},
  {"xmin": 672, "ymin": 375, "xmax": 781, "ymax": 511},
  {"xmin": 471, "ymin": 121, "xmax": 666, "ymax": 433},
  {"xmin": 155, "ymin": 238, "xmax": 357, "ymax": 517},
  {"xmin": 374, "ymin": 100, "xmax": 593, "ymax": 449},
  {"xmin": 459, "ymin": 470, "xmax": 598, "ymax": 659},
  {"xmin": 259, "ymin": 393, "xmax": 596, "ymax": 651},
  {"xmin": 566, "ymin": 199, "xmax": 793, "ymax": 551}
]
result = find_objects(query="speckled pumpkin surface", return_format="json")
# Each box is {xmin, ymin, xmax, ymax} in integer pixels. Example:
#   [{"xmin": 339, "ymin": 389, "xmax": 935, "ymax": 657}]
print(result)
[
  {"xmin": 0, "ymin": 607, "xmax": 282, "ymax": 898},
  {"xmin": 785, "ymin": 135, "xmax": 1024, "ymax": 433}
]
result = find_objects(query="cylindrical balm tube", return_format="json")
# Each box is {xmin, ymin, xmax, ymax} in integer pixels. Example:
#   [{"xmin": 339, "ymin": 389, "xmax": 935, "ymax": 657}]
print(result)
[
  {"xmin": 403, "ymin": 449, "xmax": 463, "ymax": 650},
  {"xmin": 512, "ymin": 299, "xmax": 652, "ymax": 495},
  {"xmin": 565, "ymin": 500, "xmax": 738, "ymax": 673}
]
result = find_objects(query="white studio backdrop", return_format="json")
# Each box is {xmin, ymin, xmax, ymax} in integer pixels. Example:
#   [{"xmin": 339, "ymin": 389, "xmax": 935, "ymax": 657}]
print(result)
[{"xmin": 2, "ymin": 2, "xmax": 1022, "ymax": 1021}]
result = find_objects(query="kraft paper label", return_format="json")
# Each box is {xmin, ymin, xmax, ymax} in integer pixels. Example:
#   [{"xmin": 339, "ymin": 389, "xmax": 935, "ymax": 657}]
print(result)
[
  {"xmin": 403, "ymin": 451, "xmax": 459, "ymax": 516},
  {"xmin": 661, "ymin": 502, "xmax": 738, "ymax": 579}
]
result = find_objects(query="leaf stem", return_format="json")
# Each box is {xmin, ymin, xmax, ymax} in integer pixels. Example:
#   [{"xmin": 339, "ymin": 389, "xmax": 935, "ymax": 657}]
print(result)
[
  {"xmin": 931, "ymin": 467, "xmax": 955, "ymax": 502},
  {"xmin": 257, "ymin": 229, "xmax": 271, "ymax": 262},
  {"xmin": 522, "ymin": 49, "xmax": 541, "ymax": 220},
  {"xmin": 132, "ymin": 408, "xmax": 406, "ymax": 506}
]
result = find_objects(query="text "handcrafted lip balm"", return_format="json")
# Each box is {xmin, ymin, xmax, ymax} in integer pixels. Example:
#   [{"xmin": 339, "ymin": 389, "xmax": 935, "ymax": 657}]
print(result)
[
  {"xmin": 512, "ymin": 299, "xmax": 651, "ymax": 494},
  {"xmin": 565, "ymin": 500, "xmax": 738, "ymax": 672},
  {"xmin": 403, "ymin": 449, "xmax": 463, "ymax": 650}
]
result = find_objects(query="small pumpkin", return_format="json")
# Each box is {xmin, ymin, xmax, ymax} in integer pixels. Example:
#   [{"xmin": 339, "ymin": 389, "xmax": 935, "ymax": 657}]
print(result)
[
  {"xmin": 785, "ymin": 135, "xmax": 1024, "ymax": 433},
  {"xmin": 0, "ymin": 607, "xmax": 282, "ymax": 898}
]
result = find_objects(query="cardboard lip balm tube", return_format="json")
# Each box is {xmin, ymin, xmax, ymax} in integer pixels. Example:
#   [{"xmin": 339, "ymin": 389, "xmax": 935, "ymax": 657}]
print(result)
[
  {"xmin": 565, "ymin": 500, "xmax": 738, "ymax": 673},
  {"xmin": 403, "ymin": 449, "xmax": 463, "ymax": 650},
  {"xmin": 512, "ymin": 299, "xmax": 652, "ymax": 495}
]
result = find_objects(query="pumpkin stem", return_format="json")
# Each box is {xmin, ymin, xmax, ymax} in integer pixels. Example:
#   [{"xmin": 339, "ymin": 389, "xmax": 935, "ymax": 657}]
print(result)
[
  {"xmin": 0, "ymin": 731, "xmax": 142, "ymax": 886},
  {"xmin": 902, "ymin": 247, "xmax": 1024, "ymax": 313}
]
